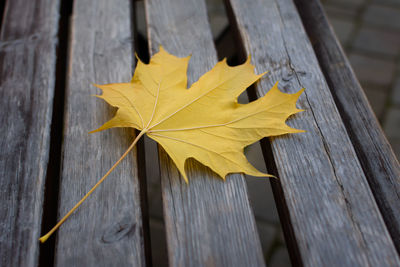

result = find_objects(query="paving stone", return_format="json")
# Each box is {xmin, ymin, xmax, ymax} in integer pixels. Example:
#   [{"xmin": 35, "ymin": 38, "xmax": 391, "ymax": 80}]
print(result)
[
  {"xmin": 363, "ymin": 86, "xmax": 388, "ymax": 119},
  {"xmin": 325, "ymin": 0, "xmax": 366, "ymax": 6},
  {"xmin": 353, "ymin": 27, "xmax": 400, "ymax": 56},
  {"xmin": 363, "ymin": 4, "xmax": 400, "ymax": 30},
  {"xmin": 277, "ymin": 227, "xmax": 286, "ymax": 245},
  {"xmin": 206, "ymin": 0, "xmax": 229, "ymax": 38},
  {"xmin": 372, "ymin": 0, "xmax": 400, "ymax": 7},
  {"xmin": 246, "ymin": 177, "xmax": 280, "ymax": 223},
  {"xmin": 323, "ymin": 4, "xmax": 359, "ymax": 19},
  {"xmin": 245, "ymin": 142, "xmax": 280, "ymax": 224},
  {"xmin": 135, "ymin": 1, "xmax": 146, "ymax": 36},
  {"xmin": 256, "ymin": 221, "xmax": 277, "ymax": 256},
  {"xmin": 323, "ymin": 0, "xmax": 366, "ymax": 12},
  {"xmin": 149, "ymin": 218, "xmax": 168, "ymax": 267},
  {"xmin": 392, "ymin": 78, "xmax": 400, "ymax": 106},
  {"xmin": 244, "ymin": 141, "xmax": 267, "ymax": 172},
  {"xmin": 208, "ymin": 14, "xmax": 228, "ymax": 39},
  {"xmin": 389, "ymin": 138, "xmax": 400, "ymax": 161},
  {"xmin": 348, "ymin": 53, "xmax": 396, "ymax": 85},
  {"xmin": 215, "ymin": 23, "xmax": 237, "ymax": 61},
  {"xmin": 383, "ymin": 107, "xmax": 400, "ymax": 138},
  {"xmin": 145, "ymin": 137, "xmax": 164, "ymax": 219},
  {"xmin": 329, "ymin": 18, "xmax": 355, "ymax": 44},
  {"xmin": 269, "ymin": 246, "xmax": 292, "ymax": 267}
]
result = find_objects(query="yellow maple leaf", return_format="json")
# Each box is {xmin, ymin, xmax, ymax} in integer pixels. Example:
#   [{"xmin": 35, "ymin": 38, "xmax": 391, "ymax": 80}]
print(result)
[
  {"xmin": 91, "ymin": 46, "xmax": 304, "ymax": 182},
  {"xmin": 39, "ymin": 46, "xmax": 304, "ymax": 243}
]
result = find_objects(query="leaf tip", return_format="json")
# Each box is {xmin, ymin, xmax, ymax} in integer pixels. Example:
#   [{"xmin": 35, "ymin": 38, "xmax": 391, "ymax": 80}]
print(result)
[
  {"xmin": 246, "ymin": 171, "xmax": 276, "ymax": 179},
  {"xmin": 246, "ymin": 54, "xmax": 252, "ymax": 63},
  {"xmin": 182, "ymin": 173, "xmax": 189, "ymax": 184},
  {"xmin": 297, "ymin": 87, "xmax": 305, "ymax": 95},
  {"xmin": 256, "ymin": 71, "xmax": 268, "ymax": 81},
  {"xmin": 134, "ymin": 52, "xmax": 140, "ymax": 61},
  {"xmin": 88, "ymin": 126, "xmax": 104, "ymax": 134},
  {"xmin": 292, "ymin": 127, "xmax": 306, "ymax": 133},
  {"xmin": 270, "ymin": 175, "xmax": 279, "ymax": 180},
  {"xmin": 272, "ymin": 80, "xmax": 280, "ymax": 90}
]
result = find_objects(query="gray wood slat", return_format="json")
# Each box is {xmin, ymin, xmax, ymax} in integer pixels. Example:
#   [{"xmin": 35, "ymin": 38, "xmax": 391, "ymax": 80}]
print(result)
[
  {"xmin": 54, "ymin": 0, "xmax": 146, "ymax": 266},
  {"xmin": 0, "ymin": 0, "xmax": 60, "ymax": 266},
  {"xmin": 226, "ymin": 0, "xmax": 400, "ymax": 266},
  {"xmin": 294, "ymin": 0, "xmax": 400, "ymax": 251},
  {"xmin": 145, "ymin": 0, "xmax": 266, "ymax": 266}
]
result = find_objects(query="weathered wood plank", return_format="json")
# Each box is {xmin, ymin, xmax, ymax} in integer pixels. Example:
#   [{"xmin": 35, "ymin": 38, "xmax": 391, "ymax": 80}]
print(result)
[
  {"xmin": 145, "ymin": 0, "xmax": 266, "ymax": 266},
  {"xmin": 294, "ymin": 0, "xmax": 400, "ymax": 251},
  {"xmin": 226, "ymin": 0, "xmax": 400, "ymax": 266},
  {"xmin": 53, "ymin": 0, "xmax": 147, "ymax": 266},
  {"xmin": 0, "ymin": 0, "xmax": 60, "ymax": 266}
]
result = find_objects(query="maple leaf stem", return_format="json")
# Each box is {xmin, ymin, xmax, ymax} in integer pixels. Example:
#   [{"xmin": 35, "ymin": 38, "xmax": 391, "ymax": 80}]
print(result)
[{"xmin": 39, "ymin": 129, "xmax": 147, "ymax": 243}]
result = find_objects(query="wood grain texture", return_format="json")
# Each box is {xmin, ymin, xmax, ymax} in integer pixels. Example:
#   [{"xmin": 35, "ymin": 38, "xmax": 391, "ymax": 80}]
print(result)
[
  {"xmin": 145, "ymin": 0, "xmax": 266, "ymax": 266},
  {"xmin": 53, "ymin": 0, "xmax": 147, "ymax": 266},
  {"xmin": 0, "ymin": 0, "xmax": 60, "ymax": 266},
  {"xmin": 294, "ymin": 0, "xmax": 400, "ymax": 252},
  {"xmin": 226, "ymin": 0, "xmax": 400, "ymax": 266}
]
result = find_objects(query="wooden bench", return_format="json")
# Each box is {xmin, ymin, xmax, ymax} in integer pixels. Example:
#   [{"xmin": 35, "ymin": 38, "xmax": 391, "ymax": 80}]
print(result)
[{"xmin": 1, "ymin": 0, "xmax": 399, "ymax": 266}]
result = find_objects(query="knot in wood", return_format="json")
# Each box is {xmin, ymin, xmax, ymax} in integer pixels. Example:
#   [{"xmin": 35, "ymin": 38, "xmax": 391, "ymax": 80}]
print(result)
[{"xmin": 101, "ymin": 217, "xmax": 136, "ymax": 243}]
